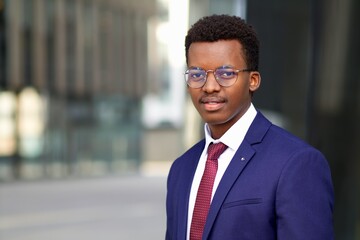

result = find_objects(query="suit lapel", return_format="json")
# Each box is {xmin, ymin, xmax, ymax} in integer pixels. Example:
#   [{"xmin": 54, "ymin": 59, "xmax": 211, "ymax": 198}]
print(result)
[
  {"xmin": 202, "ymin": 112, "xmax": 272, "ymax": 239},
  {"xmin": 177, "ymin": 140, "xmax": 205, "ymax": 240}
]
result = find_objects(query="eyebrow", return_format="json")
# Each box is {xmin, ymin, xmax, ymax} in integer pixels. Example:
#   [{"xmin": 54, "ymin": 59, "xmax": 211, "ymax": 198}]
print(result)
[{"xmin": 187, "ymin": 65, "xmax": 235, "ymax": 70}]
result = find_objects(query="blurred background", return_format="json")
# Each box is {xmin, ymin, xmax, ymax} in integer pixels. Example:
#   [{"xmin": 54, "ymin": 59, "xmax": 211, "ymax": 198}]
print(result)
[{"xmin": 0, "ymin": 0, "xmax": 359, "ymax": 239}]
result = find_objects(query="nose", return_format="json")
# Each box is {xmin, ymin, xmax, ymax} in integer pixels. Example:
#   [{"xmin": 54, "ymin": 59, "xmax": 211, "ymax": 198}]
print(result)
[{"xmin": 202, "ymin": 71, "xmax": 221, "ymax": 92}]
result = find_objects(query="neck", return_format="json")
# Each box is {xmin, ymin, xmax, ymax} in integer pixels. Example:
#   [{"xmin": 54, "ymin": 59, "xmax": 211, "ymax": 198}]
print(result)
[{"xmin": 209, "ymin": 126, "xmax": 226, "ymax": 140}]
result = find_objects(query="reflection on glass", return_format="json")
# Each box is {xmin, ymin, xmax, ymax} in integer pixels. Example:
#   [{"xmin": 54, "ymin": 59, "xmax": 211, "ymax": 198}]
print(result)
[
  {"xmin": 17, "ymin": 87, "xmax": 45, "ymax": 158},
  {"xmin": 0, "ymin": 91, "xmax": 17, "ymax": 156}
]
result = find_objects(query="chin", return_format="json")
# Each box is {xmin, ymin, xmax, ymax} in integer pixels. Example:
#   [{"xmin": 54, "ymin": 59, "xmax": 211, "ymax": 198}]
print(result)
[{"xmin": 203, "ymin": 117, "xmax": 228, "ymax": 126}]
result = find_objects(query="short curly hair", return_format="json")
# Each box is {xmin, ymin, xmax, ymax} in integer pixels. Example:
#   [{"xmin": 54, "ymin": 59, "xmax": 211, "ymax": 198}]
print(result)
[{"xmin": 185, "ymin": 14, "xmax": 259, "ymax": 71}]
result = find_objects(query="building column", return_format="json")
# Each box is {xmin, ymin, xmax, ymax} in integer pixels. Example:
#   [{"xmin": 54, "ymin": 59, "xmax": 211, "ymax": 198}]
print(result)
[
  {"xmin": 75, "ymin": 0, "xmax": 85, "ymax": 96},
  {"xmin": 7, "ymin": 0, "xmax": 23, "ymax": 90},
  {"xmin": 32, "ymin": 0, "xmax": 46, "ymax": 90},
  {"xmin": 91, "ymin": 0, "xmax": 100, "ymax": 96},
  {"xmin": 54, "ymin": 0, "xmax": 66, "ymax": 96}
]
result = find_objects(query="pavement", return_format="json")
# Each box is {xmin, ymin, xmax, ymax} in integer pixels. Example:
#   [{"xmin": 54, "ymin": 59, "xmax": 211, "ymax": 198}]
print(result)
[{"xmin": 0, "ymin": 175, "xmax": 167, "ymax": 240}]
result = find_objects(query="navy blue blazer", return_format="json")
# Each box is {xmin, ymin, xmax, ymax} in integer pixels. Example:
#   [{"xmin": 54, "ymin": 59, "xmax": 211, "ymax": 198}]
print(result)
[{"xmin": 166, "ymin": 112, "xmax": 334, "ymax": 240}]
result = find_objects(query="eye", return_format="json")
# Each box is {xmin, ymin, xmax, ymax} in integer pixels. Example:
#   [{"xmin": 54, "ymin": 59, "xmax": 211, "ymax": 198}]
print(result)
[
  {"xmin": 216, "ymin": 69, "xmax": 236, "ymax": 79},
  {"xmin": 188, "ymin": 70, "xmax": 206, "ymax": 80}
]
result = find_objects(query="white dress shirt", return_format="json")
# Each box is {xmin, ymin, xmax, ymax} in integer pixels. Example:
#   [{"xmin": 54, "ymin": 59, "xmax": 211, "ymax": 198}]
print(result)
[{"xmin": 186, "ymin": 103, "xmax": 257, "ymax": 240}]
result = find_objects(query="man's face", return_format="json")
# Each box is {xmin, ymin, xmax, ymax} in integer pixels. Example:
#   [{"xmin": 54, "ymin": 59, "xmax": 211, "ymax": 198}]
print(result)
[{"xmin": 187, "ymin": 40, "xmax": 260, "ymax": 138}]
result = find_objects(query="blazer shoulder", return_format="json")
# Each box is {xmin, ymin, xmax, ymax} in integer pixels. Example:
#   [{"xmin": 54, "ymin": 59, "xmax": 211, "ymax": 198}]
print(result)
[
  {"xmin": 176, "ymin": 139, "xmax": 205, "ymax": 161},
  {"xmin": 268, "ymin": 124, "xmax": 314, "ymax": 151},
  {"xmin": 169, "ymin": 139, "xmax": 205, "ymax": 173},
  {"xmin": 252, "ymin": 111, "xmax": 306, "ymax": 144},
  {"xmin": 252, "ymin": 111, "xmax": 324, "ymax": 157}
]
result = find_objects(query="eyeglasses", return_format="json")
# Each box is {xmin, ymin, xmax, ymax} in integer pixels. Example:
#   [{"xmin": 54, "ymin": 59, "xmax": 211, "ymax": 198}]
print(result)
[{"xmin": 184, "ymin": 65, "xmax": 252, "ymax": 88}]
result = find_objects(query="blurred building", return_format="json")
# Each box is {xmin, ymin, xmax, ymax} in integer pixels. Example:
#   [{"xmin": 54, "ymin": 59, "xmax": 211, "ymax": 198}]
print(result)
[{"xmin": 0, "ymin": 0, "xmax": 189, "ymax": 179}]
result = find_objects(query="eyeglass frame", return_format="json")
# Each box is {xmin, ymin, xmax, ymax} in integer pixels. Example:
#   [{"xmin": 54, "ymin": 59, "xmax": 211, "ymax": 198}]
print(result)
[{"xmin": 184, "ymin": 65, "xmax": 253, "ymax": 88}]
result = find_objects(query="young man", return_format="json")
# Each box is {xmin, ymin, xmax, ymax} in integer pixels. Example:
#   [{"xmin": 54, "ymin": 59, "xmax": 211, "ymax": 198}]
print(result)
[{"xmin": 166, "ymin": 15, "xmax": 334, "ymax": 240}]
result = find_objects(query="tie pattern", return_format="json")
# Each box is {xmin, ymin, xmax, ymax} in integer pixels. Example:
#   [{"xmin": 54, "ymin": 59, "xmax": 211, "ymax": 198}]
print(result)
[{"xmin": 190, "ymin": 142, "xmax": 228, "ymax": 240}]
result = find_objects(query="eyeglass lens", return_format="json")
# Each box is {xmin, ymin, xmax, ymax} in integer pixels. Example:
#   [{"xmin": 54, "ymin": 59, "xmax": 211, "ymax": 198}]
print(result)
[{"xmin": 185, "ymin": 66, "xmax": 239, "ymax": 88}]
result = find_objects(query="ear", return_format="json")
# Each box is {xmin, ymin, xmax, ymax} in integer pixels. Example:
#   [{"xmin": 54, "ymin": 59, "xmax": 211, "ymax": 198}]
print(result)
[{"xmin": 249, "ymin": 71, "xmax": 261, "ymax": 92}]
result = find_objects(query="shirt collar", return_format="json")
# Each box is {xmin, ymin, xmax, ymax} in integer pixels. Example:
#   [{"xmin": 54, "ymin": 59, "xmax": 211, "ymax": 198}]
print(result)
[{"xmin": 204, "ymin": 103, "xmax": 257, "ymax": 151}]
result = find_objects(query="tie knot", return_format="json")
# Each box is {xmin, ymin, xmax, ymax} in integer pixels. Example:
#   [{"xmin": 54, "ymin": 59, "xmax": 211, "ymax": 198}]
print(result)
[{"xmin": 207, "ymin": 142, "xmax": 228, "ymax": 160}]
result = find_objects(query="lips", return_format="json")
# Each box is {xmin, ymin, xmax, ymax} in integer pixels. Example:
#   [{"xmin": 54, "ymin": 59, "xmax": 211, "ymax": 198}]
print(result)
[{"xmin": 200, "ymin": 96, "xmax": 226, "ymax": 111}]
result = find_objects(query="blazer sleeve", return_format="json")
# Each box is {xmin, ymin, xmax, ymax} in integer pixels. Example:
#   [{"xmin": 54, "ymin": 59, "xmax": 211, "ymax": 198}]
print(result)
[{"xmin": 276, "ymin": 147, "xmax": 334, "ymax": 240}]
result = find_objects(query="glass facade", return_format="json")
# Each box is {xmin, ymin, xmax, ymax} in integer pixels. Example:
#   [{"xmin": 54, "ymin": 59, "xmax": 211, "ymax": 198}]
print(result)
[{"xmin": 247, "ymin": 0, "xmax": 360, "ymax": 239}]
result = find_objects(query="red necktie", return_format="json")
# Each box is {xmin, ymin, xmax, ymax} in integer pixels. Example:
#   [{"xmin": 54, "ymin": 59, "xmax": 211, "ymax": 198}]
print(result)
[{"xmin": 190, "ymin": 142, "xmax": 228, "ymax": 240}]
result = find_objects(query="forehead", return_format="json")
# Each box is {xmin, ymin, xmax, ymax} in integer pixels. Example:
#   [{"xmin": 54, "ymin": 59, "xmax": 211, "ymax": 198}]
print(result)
[{"xmin": 187, "ymin": 40, "xmax": 246, "ymax": 68}]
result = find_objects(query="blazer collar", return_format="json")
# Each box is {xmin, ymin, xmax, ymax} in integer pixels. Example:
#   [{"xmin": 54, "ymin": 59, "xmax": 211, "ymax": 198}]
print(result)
[
  {"xmin": 202, "ymin": 111, "xmax": 272, "ymax": 239},
  {"xmin": 244, "ymin": 111, "xmax": 272, "ymax": 145}
]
